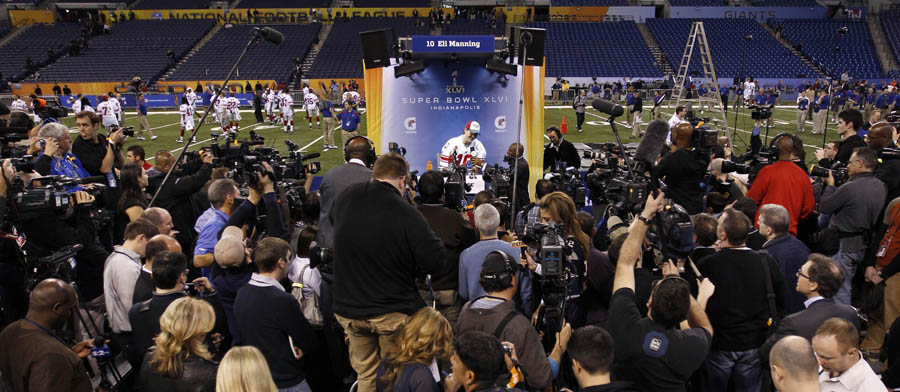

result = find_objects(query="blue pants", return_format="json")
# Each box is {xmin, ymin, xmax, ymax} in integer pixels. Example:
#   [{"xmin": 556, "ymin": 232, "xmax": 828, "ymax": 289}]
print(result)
[
  {"xmin": 706, "ymin": 349, "xmax": 761, "ymax": 392},
  {"xmin": 833, "ymin": 248, "xmax": 865, "ymax": 305},
  {"xmin": 279, "ymin": 380, "xmax": 311, "ymax": 392}
]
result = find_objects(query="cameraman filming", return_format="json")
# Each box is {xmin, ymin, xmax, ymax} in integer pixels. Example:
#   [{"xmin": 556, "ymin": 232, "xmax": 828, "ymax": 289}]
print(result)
[
  {"xmin": 656, "ymin": 123, "xmax": 709, "ymax": 215},
  {"xmin": 818, "ymin": 147, "xmax": 886, "ymax": 305},
  {"xmin": 34, "ymin": 123, "xmax": 90, "ymax": 178}
]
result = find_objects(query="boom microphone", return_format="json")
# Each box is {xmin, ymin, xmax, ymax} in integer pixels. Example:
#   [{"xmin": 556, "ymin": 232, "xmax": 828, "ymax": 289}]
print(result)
[
  {"xmin": 632, "ymin": 120, "xmax": 669, "ymax": 172},
  {"xmin": 255, "ymin": 27, "xmax": 284, "ymax": 45},
  {"xmin": 592, "ymin": 99, "xmax": 625, "ymax": 118},
  {"xmin": 75, "ymin": 175, "xmax": 110, "ymax": 185}
]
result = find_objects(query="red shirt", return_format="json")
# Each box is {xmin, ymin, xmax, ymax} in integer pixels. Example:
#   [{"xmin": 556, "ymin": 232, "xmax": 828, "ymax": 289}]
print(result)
[
  {"xmin": 747, "ymin": 160, "xmax": 815, "ymax": 236},
  {"xmin": 142, "ymin": 162, "xmax": 153, "ymax": 171}
]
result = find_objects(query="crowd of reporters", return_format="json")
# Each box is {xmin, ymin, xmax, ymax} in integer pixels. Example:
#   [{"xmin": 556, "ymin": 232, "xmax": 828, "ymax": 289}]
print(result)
[{"xmin": 2, "ymin": 99, "xmax": 900, "ymax": 392}]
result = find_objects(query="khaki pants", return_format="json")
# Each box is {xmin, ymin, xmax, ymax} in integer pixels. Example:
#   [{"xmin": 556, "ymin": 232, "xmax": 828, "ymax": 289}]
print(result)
[
  {"xmin": 813, "ymin": 110, "xmax": 827, "ymax": 133},
  {"xmin": 551, "ymin": 90, "xmax": 560, "ymax": 102},
  {"xmin": 341, "ymin": 130, "xmax": 359, "ymax": 149},
  {"xmin": 632, "ymin": 111, "xmax": 643, "ymax": 137},
  {"xmin": 626, "ymin": 105, "xmax": 633, "ymax": 125},
  {"xmin": 336, "ymin": 312, "xmax": 409, "ymax": 392},
  {"xmin": 862, "ymin": 273, "xmax": 900, "ymax": 354},
  {"xmin": 322, "ymin": 117, "xmax": 337, "ymax": 146},
  {"xmin": 138, "ymin": 114, "xmax": 152, "ymax": 138},
  {"xmin": 419, "ymin": 289, "xmax": 463, "ymax": 327},
  {"xmin": 797, "ymin": 109, "xmax": 808, "ymax": 133}
]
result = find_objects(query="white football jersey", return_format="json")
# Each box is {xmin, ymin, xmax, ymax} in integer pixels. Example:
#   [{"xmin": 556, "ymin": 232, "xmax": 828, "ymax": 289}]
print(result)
[
  {"xmin": 186, "ymin": 92, "xmax": 197, "ymax": 106},
  {"xmin": 280, "ymin": 94, "xmax": 293, "ymax": 109},
  {"xmin": 214, "ymin": 97, "xmax": 225, "ymax": 113},
  {"xmin": 303, "ymin": 93, "xmax": 319, "ymax": 110},
  {"xmin": 97, "ymin": 101, "xmax": 117, "ymax": 121},
  {"xmin": 180, "ymin": 104, "xmax": 194, "ymax": 122},
  {"xmin": 71, "ymin": 99, "xmax": 82, "ymax": 113},
  {"xmin": 226, "ymin": 97, "xmax": 240, "ymax": 112},
  {"xmin": 10, "ymin": 99, "xmax": 27, "ymax": 112},
  {"xmin": 439, "ymin": 135, "xmax": 486, "ymax": 168}
]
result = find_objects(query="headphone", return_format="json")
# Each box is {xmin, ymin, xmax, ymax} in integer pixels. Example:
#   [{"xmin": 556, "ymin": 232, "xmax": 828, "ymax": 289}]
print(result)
[
  {"xmin": 480, "ymin": 251, "xmax": 518, "ymax": 286},
  {"xmin": 768, "ymin": 132, "xmax": 794, "ymax": 155},
  {"xmin": 344, "ymin": 135, "xmax": 377, "ymax": 166}
]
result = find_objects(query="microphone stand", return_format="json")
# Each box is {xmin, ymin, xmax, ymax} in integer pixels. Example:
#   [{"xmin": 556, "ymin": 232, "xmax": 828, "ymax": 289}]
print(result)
[{"xmin": 150, "ymin": 30, "xmax": 266, "ymax": 206}]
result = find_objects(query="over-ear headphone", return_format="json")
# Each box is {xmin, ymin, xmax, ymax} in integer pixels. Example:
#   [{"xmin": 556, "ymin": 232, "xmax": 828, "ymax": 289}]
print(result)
[
  {"xmin": 344, "ymin": 135, "xmax": 377, "ymax": 166},
  {"xmin": 768, "ymin": 132, "xmax": 794, "ymax": 155},
  {"xmin": 481, "ymin": 251, "xmax": 518, "ymax": 286}
]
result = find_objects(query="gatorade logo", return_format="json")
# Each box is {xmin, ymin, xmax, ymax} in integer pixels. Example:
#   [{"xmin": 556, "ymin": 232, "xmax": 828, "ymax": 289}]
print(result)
[
  {"xmin": 404, "ymin": 117, "xmax": 417, "ymax": 131},
  {"xmin": 495, "ymin": 116, "xmax": 507, "ymax": 129}
]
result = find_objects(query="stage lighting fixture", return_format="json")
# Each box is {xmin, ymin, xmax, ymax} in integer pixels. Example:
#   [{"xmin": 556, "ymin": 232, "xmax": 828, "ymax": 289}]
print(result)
[
  {"xmin": 394, "ymin": 52, "xmax": 424, "ymax": 78},
  {"xmin": 486, "ymin": 54, "xmax": 517, "ymax": 76}
]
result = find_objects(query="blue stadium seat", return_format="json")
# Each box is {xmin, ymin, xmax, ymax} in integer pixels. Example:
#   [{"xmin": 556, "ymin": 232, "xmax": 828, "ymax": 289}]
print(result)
[
  {"xmin": 881, "ymin": 10, "xmax": 900, "ymax": 75},
  {"xmin": 647, "ymin": 18, "xmax": 818, "ymax": 79},
  {"xmin": 307, "ymin": 17, "xmax": 429, "ymax": 79},
  {"xmin": 168, "ymin": 23, "xmax": 321, "ymax": 83},
  {"xmin": 525, "ymin": 21, "xmax": 662, "ymax": 78},
  {"xmin": 37, "ymin": 20, "xmax": 216, "ymax": 83},
  {"xmin": 775, "ymin": 19, "xmax": 882, "ymax": 78},
  {"xmin": 443, "ymin": 18, "xmax": 506, "ymax": 37},
  {"xmin": 0, "ymin": 23, "xmax": 82, "ymax": 82}
]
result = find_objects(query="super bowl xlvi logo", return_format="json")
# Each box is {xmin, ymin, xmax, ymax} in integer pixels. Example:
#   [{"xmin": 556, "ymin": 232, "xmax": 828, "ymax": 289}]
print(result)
[
  {"xmin": 494, "ymin": 116, "xmax": 507, "ymax": 130},
  {"xmin": 404, "ymin": 117, "xmax": 417, "ymax": 131},
  {"xmin": 446, "ymin": 71, "xmax": 465, "ymax": 94}
]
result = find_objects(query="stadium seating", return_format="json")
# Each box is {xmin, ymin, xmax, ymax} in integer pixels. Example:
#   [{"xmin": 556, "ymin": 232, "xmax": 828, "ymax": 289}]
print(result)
[
  {"xmin": 133, "ymin": 0, "xmax": 211, "ymax": 9},
  {"xmin": 647, "ymin": 18, "xmax": 818, "ymax": 79},
  {"xmin": 0, "ymin": 23, "xmax": 82, "ymax": 82},
  {"xmin": 881, "ymin": 10, "xmax": 900, "ymax": 73},
  {"xmin": 352, "ymin": 0, "xmax": 429, "ymax": 6},
  {"xmin": 550, "ymin": 0, "xmax": 630, "ymax": 6},
  {"xmin": 776, "ymin": 19, "xmax": 882, "ymax": 78},
  {"xmin": 38, "ymin": 20, "xmax": 215, "ymax": 83},
  {"xmin": 307, "ymin": 17, "xmax": 429, "ymax": 79},
  {"xmin": 443, "ymin": 18, "xmax": 506, "ymax": 37},
  {"xmin": 232, "ymin": 0, "xmax": 329, "ymax": 7},
  {"xmin": 525, "ymin": 21, "xmax": 662, "ymax": 78},
  {"xmin": 168, "ymin": 23, "xmax": 321, "ymax": 83}
]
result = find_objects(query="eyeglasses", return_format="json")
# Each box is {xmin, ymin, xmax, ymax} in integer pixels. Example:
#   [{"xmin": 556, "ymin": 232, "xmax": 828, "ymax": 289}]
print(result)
[{"xmin": 796, "ymin": 270, "xmax": 810, "ymax": 280}]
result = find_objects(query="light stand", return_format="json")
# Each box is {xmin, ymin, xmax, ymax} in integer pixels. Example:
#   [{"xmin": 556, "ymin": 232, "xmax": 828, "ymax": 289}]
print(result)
[
  {"xmin": 822, "ymin": 81, "xmax": 834, "ymax": 148},
  {"xmin": 149, "ymin": 28, "xmax": 278, "ymax": 206},
  {"xmin": 731, "ymin": 35, "xmax": 752, "ymax": 150},
  {"xmin": 510, "ymin": 31, "xmax": 530, "ymax": 226}
]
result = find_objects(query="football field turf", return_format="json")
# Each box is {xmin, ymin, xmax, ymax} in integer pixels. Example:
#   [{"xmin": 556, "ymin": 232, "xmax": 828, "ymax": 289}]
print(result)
[{"xmin": 61, "ymin": 104, "xmax": 831, "ymax": 178}]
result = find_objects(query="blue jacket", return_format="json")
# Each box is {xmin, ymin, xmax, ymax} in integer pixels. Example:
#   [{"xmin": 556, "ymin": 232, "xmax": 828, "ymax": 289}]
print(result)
[{"xmin": 761, "ymin": 234, "xmax": 810, "ymax": 314}]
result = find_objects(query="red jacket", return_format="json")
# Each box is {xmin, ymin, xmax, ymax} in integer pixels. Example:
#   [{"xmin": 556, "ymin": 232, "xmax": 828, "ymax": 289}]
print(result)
[{"xmin": 747, "ymin": 161, "xmax": 815, "ymax": 236}]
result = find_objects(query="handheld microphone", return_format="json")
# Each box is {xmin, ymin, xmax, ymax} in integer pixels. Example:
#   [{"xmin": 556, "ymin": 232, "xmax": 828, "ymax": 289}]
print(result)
[
  {"xmin": 592, "ymin": 99, "xmax": 625, "ymax": 118},
  {"xmin": 254, "ymin": 27, "xmax": 284, "ymax": 45}
]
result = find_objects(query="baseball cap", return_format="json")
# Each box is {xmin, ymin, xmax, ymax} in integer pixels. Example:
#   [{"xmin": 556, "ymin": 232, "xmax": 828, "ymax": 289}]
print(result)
[
  {"xmin": 466, "ymin": 120, "xmax": 481, "ymax": 134},
  {"xmin": 480, "ymin": 251, "xmax": 515, "ymax": 280},
  {"xmin": 607, "ymin": 215, "xmax": 629, "ymax": 243}
]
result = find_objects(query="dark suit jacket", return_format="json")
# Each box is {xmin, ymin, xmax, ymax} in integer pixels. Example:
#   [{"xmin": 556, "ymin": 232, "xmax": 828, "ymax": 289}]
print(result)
[
  {"xmin": 758, "ymin": 298, "xmax": 859, "ymax": 362},
  {"xmin": 416, "ymin": 204, "xmax": 478, "ymax": 291},
  {"xmin": 133, "ymin": 269, "xmax": 154, "ymax": 304},
  {"xmin": 127, "ymin": 292, "xmax": 184, "ymax": 370},
  {"xmin": 316, "ymin": 162, "xmax": 372, "ymax": 248},
  {"xmin": 543, "ymin": 139, "xmax": 580, "ymax": 171}
]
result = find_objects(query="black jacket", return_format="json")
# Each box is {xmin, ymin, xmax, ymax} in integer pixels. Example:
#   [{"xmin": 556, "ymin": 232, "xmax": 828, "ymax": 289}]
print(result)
[
  {"xmin": 331, "ymin": 181, "xmax": 446, "ymax": 319},
  {"xmin": 147, "ymin": 163, "xmax": 212, "ymax": 261},
  {"xmin": 128, "ymin": 292, "xmax": 183, "ymax": 370},
  {"xmin": 137, "ymin": 351, "xmax": 217, "ymax": 392},
  {"xmin": 543, "ymin": 139, "xmax": 580, "ymax": 171},
  {"xmin": 833, "ymin": 134, "xmax": 867, "ymax": 167},
  {"xmin": 656, "ymin": 148, "xmax": 709, "ymax": 215},
  {"xmin": 416, "ymin": 204, "xmax": 478, "ymax": 291},
  {"xmin": 758, "ymin": 298, "xmax": 859, "ymax": 362},
  {"xmin": 133, "ymin": 269, "xmax": 154, "ymax": 303},
  {"xmin": 510, "ymin": 156, "xmax": 530, "ymax": 215}
]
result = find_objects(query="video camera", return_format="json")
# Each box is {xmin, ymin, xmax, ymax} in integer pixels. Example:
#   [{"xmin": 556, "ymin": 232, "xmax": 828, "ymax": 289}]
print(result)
[
  {"xmin": 546, "ymin": 166, "xmax": 586, "ymax": 209},
  {"xmin": 25, "ymin": 244, "xmax": 82, "ymax": 291},
  {"xmin": 33, "ymin": 98, "xmax": 69, "ymax": 120},
  {"xmin": 810, "ymin": 164, "xmax": 850, "ymax": 187},
  {"xmin": 522, "ymin": 221, "xmax": 571, "ymax": 322},
  {"xmin": 482, "ymin": 164, "xmax": 511, "ymax": 202},
  {"xmin": 9, "ymin": 175, "xmax": 106, "ymax": 219},
  {"xmin": 749, "ymin": 102, "xmax": 773, "ymax": 120},
  {"xmin": 109, "ymin": 125, "xmax": 135, "ymax": 137},
  {"xmin": 440, "ymin": 161, "xmax": 470, "ymax": 212}
]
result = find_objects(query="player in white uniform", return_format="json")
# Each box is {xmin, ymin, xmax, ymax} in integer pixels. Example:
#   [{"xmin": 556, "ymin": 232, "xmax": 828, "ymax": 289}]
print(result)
[
  {"xmin": 10, "ymin": 96, "xmax": 28, "ymax": 112},
  {"xmin": 342, "ymin": 88, "xmax": 360, "ymax": 108},
  {"xmin": 225, "ymin": 92, "xmax": 242, "ymax": 133},
  {"xmin": 214, "ymin": 91, "xmax": 227, "ymax": 128},
  {"xmin": 177, "ymin": 96, "xmax": 195, "ymax": 144},
  {"xmin": 110, "ymin": 93, "xmax": 123, "ymax": 125},
  {"xmin": 280, "ymin": 89, "xmax": 294, "ymax": 134},
  {"xmin": 743, "ymin": 78, "xmax": 756, "ymax": 106},
  {"xmin": 97, "ymin": 96, "xmax": 119, "ymax": 130},
  {"xmin": 304, "ymin": 89, "xmax": 320, "ymax": 129},
  {"xmin": 263, "ymin": 89, "xmax": 276, "ymax": 124},
  {"xmin": 439, "ymin": 121, "xmax": 486, "ymax": 169},
  {"xmin": 69, "ymin": 95, "xmax": 82, "ymax": 113},
  {"xmin": 302, "ymin": 83, "xmax": 309, "ymax": 96},
  {"xmin": 185, "ymin": 88, "xmax": 198, "ymax": 118}
]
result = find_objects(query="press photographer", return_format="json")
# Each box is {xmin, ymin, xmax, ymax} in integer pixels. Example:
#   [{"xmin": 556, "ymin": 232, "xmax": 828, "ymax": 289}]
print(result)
[
  {"xmin": 746, "ymin": 135, "xmax": 815, "ymax": 236},
  {"xmin": 866, "ymin": 122, "xmax": 900, "ymax": 203},
  {"xmin": 656, "ymin": 122, "xmax": 711, "ymax": 215},
  {"xmin": 71, "ymin": 111, "xmax": 124, "ymax": 176},
  {"xmin": 817, "ymin": 147, "xmax": 886, "ymax": 305}
]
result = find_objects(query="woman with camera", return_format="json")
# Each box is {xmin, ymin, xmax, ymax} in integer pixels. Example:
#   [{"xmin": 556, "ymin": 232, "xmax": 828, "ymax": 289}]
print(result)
[
  {"xmin": 138, "ymin": 296, "xmax": 218, "ymax": 392},
  {"xmin": 530, "ymin": 191, "xmax": 591, "ymax": 327},
  {"xmin": 376, "ymin": 307, "xmax": 454, "ymax": 392}
]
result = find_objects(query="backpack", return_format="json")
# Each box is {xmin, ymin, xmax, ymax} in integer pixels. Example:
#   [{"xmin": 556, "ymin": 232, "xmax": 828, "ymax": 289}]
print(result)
[
  {"xmin": 291, "ymin": 264, "xmax": 324, "ymax": 327},
  {"xmin": 876, "ymin": 200, "xmax": 900, "ymax": 269}
]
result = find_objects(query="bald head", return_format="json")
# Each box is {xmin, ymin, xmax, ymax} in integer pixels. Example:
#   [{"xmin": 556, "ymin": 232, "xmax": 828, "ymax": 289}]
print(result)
[
  {"xmin": 868, "ymin": 123, "xmax": 895, "ymax": 150},
  {"xmin": 775, "ymin": 135, "xmax": 795, "ymax": 161},
  {"xmin": 770, "ymin": 336, "xmax": 819, "ymax": 383},
  {"xmin": 145, "ymin": 234, "xmax": 182, "ymax": 263},
  {"xmin": 346, "ymin": 137, "xmax": 372, "ymax": 162},
  {"xmin": 673, "ymin": 123, "xmax": 694, "ymax": 148},
  {"xmin": 27, "ymin": 279, "xmax": 77, "ymax": 329},
  {"xmin": 141, "ymin": 207, "xmax": 173, "ymax": 235}
]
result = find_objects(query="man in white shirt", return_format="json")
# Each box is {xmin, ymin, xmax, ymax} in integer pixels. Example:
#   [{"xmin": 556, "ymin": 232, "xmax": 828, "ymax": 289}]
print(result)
[
  {"xmin": 813, "ymin": 318, "xmax": 886, "ymax": 392},
  {"xmin": 440, "ymin": 120, "xmax": 486, "ymax": 169},
  {"xmin": 103, "ymin": 220, "xmax": 158, "ymax": 336},
  {"xmin": 667, "ymin": 105, "xmax": 688, "ymax": 143},
  {"xmin": 304, "ymin": 89, "xmax": 320, "ymax": 129},
  {"xmin": 743, "ymin": 78, "xmax": 756, "ymax": 105}
]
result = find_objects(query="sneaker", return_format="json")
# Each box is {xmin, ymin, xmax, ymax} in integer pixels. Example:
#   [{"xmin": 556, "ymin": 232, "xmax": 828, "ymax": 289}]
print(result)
[
  {"xmin": 136, "ymin": 136, "xmax": 146, "ymax": 141},
  {"xmin": 176, "ymin": 137, "xmax": 184, "ymax": 143},
  {"xmin": 578, "ymin": 128, "xmax": 583, "ymax": 133},
  {"xmin": 151, "ymin": 135, "xmax": 158, "ymax": 140}
]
